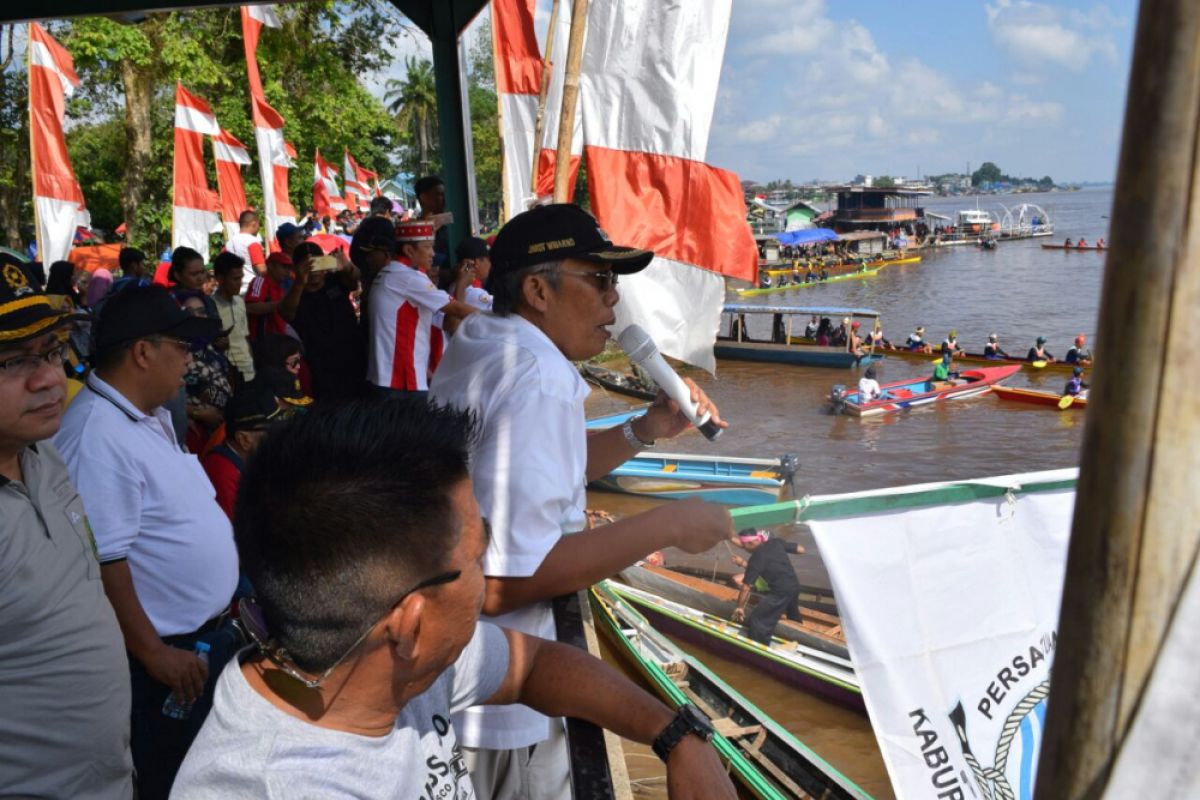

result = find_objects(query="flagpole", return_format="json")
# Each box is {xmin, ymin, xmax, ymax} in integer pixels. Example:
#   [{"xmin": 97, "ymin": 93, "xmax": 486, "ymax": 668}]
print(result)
[
  {"xmin": 553, "ymin": 0, "xmax": 587, "ymax": 203},
  {"xmin": 27, "ymin": 26, "xmax": 43, "ymax": 266},
  {"xmin": 530, "ymin": 0, "xmax": 561, "ymax": 195}
]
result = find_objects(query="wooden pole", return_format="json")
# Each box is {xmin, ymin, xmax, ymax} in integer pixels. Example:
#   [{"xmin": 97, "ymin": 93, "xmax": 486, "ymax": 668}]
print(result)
[
  {"xmin": 27, "ymin": 27, "xmax": 43, "ymax": 266},
  {"xmin": 553, "ymin": 0, "xmax": 587, "ymax": 203},
  {"xmin": 1034, "ymin": 2, "xmax": 1200, "ymax": 796},
  {"xmin": 529, "ymin": 0, "xmax": 561, "ymax": 196}
]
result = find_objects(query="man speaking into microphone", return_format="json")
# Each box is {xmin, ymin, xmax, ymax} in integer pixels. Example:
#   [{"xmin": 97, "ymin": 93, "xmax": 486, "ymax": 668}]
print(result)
[{"xmin": 431, "ymin": 203, "xmax": 734, "ymax": 800}]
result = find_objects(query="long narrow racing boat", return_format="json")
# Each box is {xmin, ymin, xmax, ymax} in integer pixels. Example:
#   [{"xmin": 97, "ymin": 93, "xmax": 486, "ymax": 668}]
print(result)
[
  {"xmin": 880, "ymin": 346, "xmax": 1090, "ymax": 376},
  {"xmin": 992, "ymin": 384, "xmax": 1089, "ymax": 409},
  {"xmin": 591, "ymin": 582, "xmax": 873, "ymax": 799},
  {"xmin": 830, "ymin": 364, "xmax": 1020, "ymax": 417},
  {"xmin": 735, "ymin": 267, "xmax": 880, "ymax": 297},
  {"xmin": 590, "ymin": 452, "xmax": 797, "ymax": 505},
  {"xmin": 1040, "ymin": 243, "xmax": 1106, "ymax": 251},
  {"xmin": 605, "ymin": 581, "xmax": 864, "ymax": 712},
  {"xmin": 619, "ymin": 564, "xmax": 848, "ymax": 659}
]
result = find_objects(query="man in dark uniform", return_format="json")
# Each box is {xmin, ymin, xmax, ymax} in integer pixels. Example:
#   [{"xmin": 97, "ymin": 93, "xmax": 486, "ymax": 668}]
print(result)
[{"xmin": 729, "ymin": 530, "xmax": 806, "ymax": 644}]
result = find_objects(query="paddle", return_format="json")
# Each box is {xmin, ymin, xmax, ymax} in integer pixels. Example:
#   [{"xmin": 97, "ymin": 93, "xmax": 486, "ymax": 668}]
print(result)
[
  {"xmin": 1030, "ymin": 359, "xmax": 1048, "ymax": 368},
  {"xmin": 1058, "ymin": 394, "xmax": 1075, "ymax": 409}
]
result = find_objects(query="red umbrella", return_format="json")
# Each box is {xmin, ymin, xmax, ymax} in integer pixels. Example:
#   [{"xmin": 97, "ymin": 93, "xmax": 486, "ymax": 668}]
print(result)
[{"xmin": 307, "ymin": 233, "xmax": 351, "ymax": 256}]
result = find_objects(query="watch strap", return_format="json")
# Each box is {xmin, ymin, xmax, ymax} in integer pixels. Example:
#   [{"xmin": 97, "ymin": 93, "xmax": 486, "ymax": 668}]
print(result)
[{"xmin": 652, "ymin": 704, "xmax": 712, "ymax": 763}]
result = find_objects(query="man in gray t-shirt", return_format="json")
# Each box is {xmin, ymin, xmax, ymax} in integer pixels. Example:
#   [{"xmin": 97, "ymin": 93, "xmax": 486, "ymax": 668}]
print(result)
[
  {"xmin": 0, "ymin": 274, "xmax": 132, "ymax": 798},
  {"xmin": 171, "ymin": 398, "xmax": 736, "ymax": 799}
]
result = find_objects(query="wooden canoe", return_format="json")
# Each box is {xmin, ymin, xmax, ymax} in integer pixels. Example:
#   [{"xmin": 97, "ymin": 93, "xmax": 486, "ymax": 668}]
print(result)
[
  {"xmin": 831, "ymin": 364, "xmax": 1021, "ymax": 417},
  {"xmin": 591, "ymin": 583, "xmax": 873, "ymax": 799},
  {"xmin": 590, "ymin": 452, "xmax": 792, "ymax": 506},
  {"xmin": 580, "ymin": 363, "xmax": 657, "ymax": 401},
  {"xmin": 992, "ymin": 384, "xmax": 1089, "ymax": 409},
  {"xmin": 735, "ymin": 268, "xmax": 880, "ymax": 297},
  {"xmin": 881, "ymin": 346, "xmax": 1090, "ymax": 376},
  {"xmin": 1040, "ymin": 244, "xmax": 1106, "ymax": 251},
  {"xmin": 619, "ymin": 564, "xmax": 848, "ymax": 659},
  {"xmin": 606, "ymin": 581, "xmax": 864, "ymax": 712}
]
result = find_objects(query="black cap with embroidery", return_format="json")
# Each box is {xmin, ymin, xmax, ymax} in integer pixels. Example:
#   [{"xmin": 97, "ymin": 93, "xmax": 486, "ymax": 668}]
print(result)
[
  {"xmin": 93, "ymin": 284, "xmax": 220, "ymax": 351},
  {"xmin": 225, "ymin": 378, "xmax": 282, "ymax": 434},
  {"xmin": 0, "ymin": 257, "xmax": 86, "ymax": 345},
  {"xmin": 485, "ymin": 204, "xmax": 653, "ymax": 293}
]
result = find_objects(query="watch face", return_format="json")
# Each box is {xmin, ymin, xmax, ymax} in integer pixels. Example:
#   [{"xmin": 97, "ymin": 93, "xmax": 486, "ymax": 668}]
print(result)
[{"xmin": 682, "ymin": 704, "xmax": 714, "ymax": 740}]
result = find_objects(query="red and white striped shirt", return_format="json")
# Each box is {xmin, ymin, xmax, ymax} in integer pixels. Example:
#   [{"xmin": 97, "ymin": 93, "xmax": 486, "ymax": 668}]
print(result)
[{"xmin": 367, "ymin": 259, "xmax": 451, "ymax": 391}]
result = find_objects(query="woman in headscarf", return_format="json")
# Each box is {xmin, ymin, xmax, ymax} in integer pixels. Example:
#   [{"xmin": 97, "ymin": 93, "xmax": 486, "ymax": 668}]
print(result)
[{"xmin": 84, "ymin": 268, "xmax": 113, "ymax": 309}]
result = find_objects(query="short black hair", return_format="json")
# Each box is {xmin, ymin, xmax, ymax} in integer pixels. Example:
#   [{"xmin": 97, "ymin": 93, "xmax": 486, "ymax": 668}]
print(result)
[
  {"xmin": 118, "ymin": 247, "xmax": 145, "ymax": 272},
  {"xmin": 414, "ymin": 175, "xmax": 444, "ymax": 197},
  {"xmin": 169, "ymin": 246, "xmax": 204, "ymax": 281},
  {"xmin": 369, "ymin": 195, "xmax": 392, "ymax": 215},
  {"xmin": 491, "ymin": 260, "xmax": 560, "ymax": 317},
  {"xmin": 234, "ymin": 397, "xmax": 477, "ymax": 671},
  {"xmin": 239, "ymin": 210, "xmax": 259, "ymax": 226},
  {"xmin": 292, "ymin": 241, "xmax": 323, "ymax": 263},
  {"xmin": 212, "ymin": 251, "xmax": 245, "ymax": 279}
]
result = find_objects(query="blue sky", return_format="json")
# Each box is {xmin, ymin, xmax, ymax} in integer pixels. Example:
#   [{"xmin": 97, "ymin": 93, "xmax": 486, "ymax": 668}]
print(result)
[{"xmin": 385, "ymin": 0, "xmax": 1138, "ymax": 184}]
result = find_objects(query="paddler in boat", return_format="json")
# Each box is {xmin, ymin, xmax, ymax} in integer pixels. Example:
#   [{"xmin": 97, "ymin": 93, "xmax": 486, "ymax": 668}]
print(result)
[
  {"xmin": 984, "ymin": 332, "xmax": 1011, "ymax": 359},
  {"xmin": 906, "ymin": 325, "xmax": 933, "ymax": 353},
  {"xmin": 728, "ymin": 530, "xmax": 807, "ymax": 645},
  {"xmin": 1076, "ymin": 237, "xmax": 1089, "ymax": 249},
  {"xmin": 940, "ymin": 329, "xmax": 964, "ymax": 356},
  {"xmin": 1064, "ymin": 366, "xmax": 1089, "ymax": 398},
  {"xmin": 1064, "ymin": 237, "xmax": 1074, "ymax": 248},
  {"xmin": 1065, "ymin": 333, "xmax": 1093, "ymax": 365},
  {"xmin": 1027, "ymin": 335, "xmax": 1056, "ymax": 363},
  {"xmin": 931, "ymin": 349, "xmax": 957, "ymax": 387},
  {"xmin": 865, "ymin": 327, "xmax": 892, "ymax": 350},
  {"xmin": 1097, "ymin": 237, "xmax": 1106, "ymax": 249},
  {"xmin": 847, "ymin": 320, "xmax": 867, "ymax": 360}
]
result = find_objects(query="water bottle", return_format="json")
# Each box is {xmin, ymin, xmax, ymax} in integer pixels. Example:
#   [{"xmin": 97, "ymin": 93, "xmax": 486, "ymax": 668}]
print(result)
[{"xmin": 161, "ymin": 641, "xmax": 210, "ymax": 720}]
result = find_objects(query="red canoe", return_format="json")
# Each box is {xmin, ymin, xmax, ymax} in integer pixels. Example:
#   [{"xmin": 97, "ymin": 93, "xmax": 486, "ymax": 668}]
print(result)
[{"xmin": 992, "ymin": 385, "xmax": 1088, "ymax": 409}]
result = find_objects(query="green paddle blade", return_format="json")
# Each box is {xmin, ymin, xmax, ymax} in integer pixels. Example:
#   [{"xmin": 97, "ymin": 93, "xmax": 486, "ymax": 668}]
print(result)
[
  {"xmin": 1058, "ymin": 394, "xmax": 1075, "ymax": 409},
  {"xmin": 1032, "ymin": 360, "xmax": 1048, "ymax": 368}
]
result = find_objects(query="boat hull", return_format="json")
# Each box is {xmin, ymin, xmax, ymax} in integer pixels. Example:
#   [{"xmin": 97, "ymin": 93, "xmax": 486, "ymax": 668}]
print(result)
[
  {"xmin": 716, "ymin": 341, "xmax": 880, "ymax": 368},
  {"xmin": 882, "ymin": 346, "xmax": 1088, "ymax": 376},
  {"xmin": 992, "ymin": 385, "xmax": 1088, "ymax": 409},
  {"xmin": 835, "ymin": 365, "xmax": 1021, "ymax": 417},
  {"xmin": 736, "ymin": 268, "xmax": 879, "ymax": 298},
  {"xmin": 1040, "ymin": 244, "xmax": 1106, "ymax": 251},
  {"xmin": 591, "ymin": 452, "xmax": 787, "ymax": 505},
  {"xmin": 580, "ymin": 364, "xmax": 657, "ymax": 400},
  {"xmin": 590, "ymin": 476, "xmax": 781, "ymax": 505}
]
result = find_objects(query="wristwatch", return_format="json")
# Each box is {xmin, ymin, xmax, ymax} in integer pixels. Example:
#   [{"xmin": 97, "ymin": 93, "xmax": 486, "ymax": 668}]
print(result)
[
  {"xmin": 652, "ymin": 703, "xmax": 714, "ymax": 763},
  {"xmin": 621, "ymin": 415, "xmax": 656, "ymax": 450}
]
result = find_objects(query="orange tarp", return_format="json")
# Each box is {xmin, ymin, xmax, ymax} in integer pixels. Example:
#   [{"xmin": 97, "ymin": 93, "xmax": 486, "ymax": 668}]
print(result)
[{"xmin": 68, "ymin": 243, "xmax": 122, "ymax": 273}]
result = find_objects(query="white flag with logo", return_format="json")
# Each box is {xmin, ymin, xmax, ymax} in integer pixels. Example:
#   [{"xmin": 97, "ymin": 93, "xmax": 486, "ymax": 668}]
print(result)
[{"xmin": 808, "ymin": 470, "xmax": 1075, "ymax": 800}]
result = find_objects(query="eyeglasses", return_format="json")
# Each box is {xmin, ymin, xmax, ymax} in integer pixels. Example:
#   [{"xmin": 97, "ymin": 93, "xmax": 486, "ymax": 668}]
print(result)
[
  {"xmin": 0, "ymin": 342, "xmax": 70, "ymax": 379},
  {"xmin": 560, "ymin": 268, "xmax": 619, "ymax": 293},
  {"xmin": 149, "ymin": 336, "xmax": 192, "ymax": 354},
  {"xmin": 237, "ymin": 569, "xmax": 462, "ymax": 689}
]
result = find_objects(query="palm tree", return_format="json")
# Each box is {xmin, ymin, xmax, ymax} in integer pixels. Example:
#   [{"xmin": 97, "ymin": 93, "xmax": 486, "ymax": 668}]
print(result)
[{"xmin": 384, "ymin": 57, "xmax": 438, "ymax": 174}]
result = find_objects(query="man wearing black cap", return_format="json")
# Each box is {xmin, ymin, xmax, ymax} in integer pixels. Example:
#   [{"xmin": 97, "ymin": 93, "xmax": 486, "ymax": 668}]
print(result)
[
  {"xmin": 53, "ymin": 285, "xmax": 240, "ymax": 799},
  {"xmin": 430, "ymin": 204, "xmax": 733, "ymax": 799},
  {"xmin": 201, "ymin": 379, "xmax": 280, "ymax": 519},
  {"xmin": 0, "ymin": 268, "xmax": 133, "ymax": 798}
]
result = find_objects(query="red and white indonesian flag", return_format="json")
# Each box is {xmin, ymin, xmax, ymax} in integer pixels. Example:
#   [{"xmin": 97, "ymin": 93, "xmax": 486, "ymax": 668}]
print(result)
[
  {"xmin": 312, "ymin": 148, "xmax": 346, "ymax": 217},
  {"xmin": 491, "ymin": 0, "xmax": 541, "ymax": 220},
  {"xmin": 28, "ymin": 23, "xmax": 89, "ymax": 266},
  {"xmin": 172, "ymin": 83, "xmax": 221, "ymax": 260},
  {"xmin": 343, "ymin": 149, "xmax": 373, "ymax": 212},
  {"xmin": 580, "ymin": 0, "xmax": 756, "ymax": 372},
  {"xmin": 213, "ymin": 128, "xmax": 251, "ymax": 240},
  {"xmin": 241, "ymin": 4, "xmax": 296, "ymax": 250}
]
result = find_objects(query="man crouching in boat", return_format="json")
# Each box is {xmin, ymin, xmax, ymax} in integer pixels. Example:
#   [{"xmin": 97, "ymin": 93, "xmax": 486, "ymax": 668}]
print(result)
[{"xmin": 729, "ymin": 530, "xmax": 806, "ymax": 645}]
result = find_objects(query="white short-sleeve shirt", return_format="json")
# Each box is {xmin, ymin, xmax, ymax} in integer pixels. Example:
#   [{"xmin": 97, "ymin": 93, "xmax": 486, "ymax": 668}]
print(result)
[
  {"xmin": 367, "ymin": 259, "xmax": 451, "ymax": 391},
  {"xmin": 226, "ymin": 231, "xmax": 266, "ymax": 294},
  {"xmin": 53, "ymin": 374, "xmax": 239, "ymax": 637},
  {"xmin": 464, "ymin": 285, "xmax": 493, "ymax": 312},
  {"xmin": 430, "ymin": 312, "xmax": 589, "ymax": 750},
  {"xmin": 858, "ymin": 377, "xmax": 881, "ymax": 401}
]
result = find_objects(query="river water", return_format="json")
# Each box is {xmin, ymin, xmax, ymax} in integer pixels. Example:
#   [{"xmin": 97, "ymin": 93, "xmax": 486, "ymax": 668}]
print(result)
[{"xmin": 587, "ymin": 189, "xmax": 1112, "ymax": 798}]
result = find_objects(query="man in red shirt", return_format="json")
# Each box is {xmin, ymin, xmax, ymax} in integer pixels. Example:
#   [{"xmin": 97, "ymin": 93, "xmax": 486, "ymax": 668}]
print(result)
[
  {"xmin": 245, "ymin": 252, "xmax": 301, "ymax": 341},
  {"xmin": 200, "ymin": 380, "xmax": 280, "ymax": 519}
]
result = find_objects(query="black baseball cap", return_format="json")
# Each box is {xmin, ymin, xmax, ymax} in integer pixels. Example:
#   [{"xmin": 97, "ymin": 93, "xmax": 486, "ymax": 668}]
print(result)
[
  {"xmin": 456, "ymin": 236, "xmax": 489, "ymax": 261},
  {"xmin": 350, "ymin": 216, "xmax": 398, "ymax": 266},
  {"xmin": 225, "ymin": 379, "xmax": 281, "ymax": 434},
  {"xmin": 486, "ymin": 204, "xmax": 653, "ymax": 293},
  {"xmin": 94, "ymin": 285, "xmax": 220, "ymax": 350},
  {"xmin": 0, "ymin": 257, "xmax": 86, "ymax": 345}
]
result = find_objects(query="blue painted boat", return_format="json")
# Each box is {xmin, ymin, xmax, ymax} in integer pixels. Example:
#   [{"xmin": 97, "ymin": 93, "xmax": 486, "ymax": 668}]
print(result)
[
  {"xmin": 590, "ymin": 451, "xmax": 797, "ymax": 505},
  {"xmin": 584, "ymin": 407, "xmax": 647, "ymax": 430},
  {"xmin": 717, "ymin": 304, "xmax": 883, "ymax": 368},
  {"xmin": 830, "ymin": 364, "xmax": 1021, "ymax": 417}
]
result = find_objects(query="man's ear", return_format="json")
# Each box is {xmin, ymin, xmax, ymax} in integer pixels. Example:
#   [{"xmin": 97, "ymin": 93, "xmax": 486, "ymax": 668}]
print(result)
[
  {"xmin": 520, "ymin": 272, "xmax": 554, "ymax": 314},
  {"xmin": 384, "ymin": 593, "xmax": 425, "ymax": 662}
]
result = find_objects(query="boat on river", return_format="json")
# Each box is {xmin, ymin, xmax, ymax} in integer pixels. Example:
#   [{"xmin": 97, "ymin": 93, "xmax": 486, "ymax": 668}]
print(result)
[
  {"xmin": 584, "ymin": 407, "xmax": 646, "ymax": 430},
  {"xmin": 580, "ymin": 363, "xmax": 657, "ymax": 400},
  {"xmin": 758, "ymin": 254, "xmax": 921, "ymax": 279},
  {"xmin": 830, "ymin": 364, "xmax": 1021, "ymax": 417},
  {"xmin": 591, "ymin": 583, "xmax": 873, "ymax": 799},
  {"xmin": 619, "ymin": 564, "xmax": 848, "ymax": 659},
  {"xmin": 1040, "ymin": 243, "xmax": 1106, "ymax": 251},
  {"xmin": 736, "ymin": 267, "xmax": 880, "ymax": 297},
  {"xmin": 605, "ymin": 580, "xmax": 864, "ymax": 712},
  {"xmin": 993, "ymin": 384, "xmax": 1089, "ymax": 409},
  {"xmin": 881, "ymin": 346, "xmax": 1090, "ymax": 376},
  {"xmin": 590, "ymin": 452, "xmax": 797, "ymax": 505},
  {"xmin": 717, "ymin": 304, "xmax": 883, "ymax": 369}
]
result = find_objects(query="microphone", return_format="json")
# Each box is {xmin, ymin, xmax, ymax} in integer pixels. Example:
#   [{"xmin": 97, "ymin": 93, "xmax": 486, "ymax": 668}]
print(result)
[{"xmin": 616, "ymin": 324, "xmax": 723, "ymax": 441}]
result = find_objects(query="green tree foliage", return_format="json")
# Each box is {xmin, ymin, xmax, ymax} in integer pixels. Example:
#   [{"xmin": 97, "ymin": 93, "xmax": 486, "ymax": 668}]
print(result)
[
  {"xmin": 972, "ymin": 161, "xmax": 1003, "ymax": 186},
  {"xmin": 874, "ymin": 175, "xmax": 896, "ymax": 188},
  {"xmin": 0, "ymin": 25, "xmax": 30, "ymax": 248}
]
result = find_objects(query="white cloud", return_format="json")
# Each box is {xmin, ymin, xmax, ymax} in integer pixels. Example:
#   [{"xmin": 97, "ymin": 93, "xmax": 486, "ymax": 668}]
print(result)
[
  {"xmin": 737, "ymin": 115, "xmax": 785, "ymax": 144},
  {"xmin": 985, "ymin": 0, "xmax": 1123, "ymax": 71}
]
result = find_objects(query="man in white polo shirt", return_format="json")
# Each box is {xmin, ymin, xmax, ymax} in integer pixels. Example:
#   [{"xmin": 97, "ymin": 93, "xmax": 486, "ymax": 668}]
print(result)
[
  {"xmin": 367, "ymin": 219, "xmax": 476, "ymax": 396},
  {"xmin": 225, "ymin": 210, "xmax": 267, "ymax": 293},
  {"xmin": 54, "ymin": 285, "xmax": 240, "ymax": 800},
  {"xmin": 430, "ymin": 204, "xmax": 735, "ymax": 799}
]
